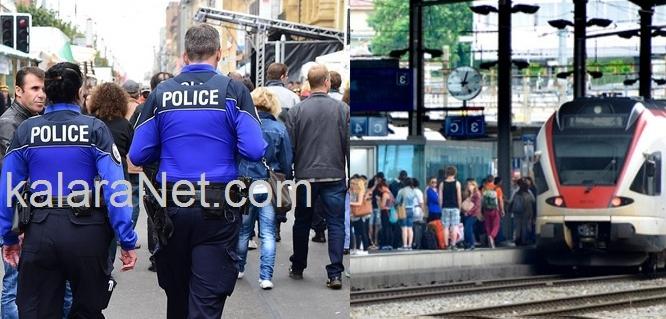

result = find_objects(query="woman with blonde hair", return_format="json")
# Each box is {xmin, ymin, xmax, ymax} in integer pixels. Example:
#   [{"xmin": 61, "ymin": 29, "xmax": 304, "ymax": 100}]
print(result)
[
  {"xmin": 236, "ymin": 87, "xmax": 293, "ymax": 290},
  {"xmin": 350, "ymin": 176, "xmax": 372, "ymax": 254},
  {"xmin": 461, "ymin": 178, "xmax": 482, "ymax": 250}
]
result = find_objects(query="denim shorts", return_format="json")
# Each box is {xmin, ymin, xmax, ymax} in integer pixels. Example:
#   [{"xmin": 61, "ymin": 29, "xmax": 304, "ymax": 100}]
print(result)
[
  {"xmin": 442, "ymin": 208, "xmax": 461, "ymax": 228},
  {"xmin": 399, "ymin": 208, "xmax": 414, "ymax": 227},
  {"xmin": 369, "ymin": 208, "xmax": 381, "ymax": 225}
]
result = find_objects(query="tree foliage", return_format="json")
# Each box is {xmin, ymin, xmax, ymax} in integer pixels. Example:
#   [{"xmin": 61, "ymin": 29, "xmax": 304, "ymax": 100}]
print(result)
[
  {"xmin": 367, "ymin": 0, "xmax": 472, "ymax": 65},
  {"xmin": 94, "ymin": 51, "xmax": 109, "ymax": 67},
  {"xmin": 17, "ymin": 3, "xmax": 82, "ymax": 40}
]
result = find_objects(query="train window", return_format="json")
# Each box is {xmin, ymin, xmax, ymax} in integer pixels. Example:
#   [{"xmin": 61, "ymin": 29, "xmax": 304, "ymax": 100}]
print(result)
[
  {"xmin": 533, "ymin": 161, "xmax": 549, "ymax": 195},
  {"xmin": 552, "ymin": 133, "xmax": 632, "ymax": 185},
  {"xmin": 630, "ymin": 152, "xmax": 661, "ymax": 196}
]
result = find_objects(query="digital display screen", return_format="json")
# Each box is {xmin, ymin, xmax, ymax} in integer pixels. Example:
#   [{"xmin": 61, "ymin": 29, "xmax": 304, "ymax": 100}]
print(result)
[
  {"xmin": 350, "ymin": 67, "xmax": 412, "ymax": 112},
  {"xmin": 563, "ymin": 115, "xmax": 626, "ymax": 129}
]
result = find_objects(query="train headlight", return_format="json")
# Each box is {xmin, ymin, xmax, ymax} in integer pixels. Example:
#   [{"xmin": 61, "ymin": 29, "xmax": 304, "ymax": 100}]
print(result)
[
  {"xmin": 611, "ymin": 197, "xmax": 622, "ymax": 207},
  {"xmin": 609, "ymin": 196, "xmax": 634, "ymax": 208},
  {"xmin": 546, "ymin": 196, "xmax": 566, "ymax": 207},
  {"xmin": 577, "ymin": 223, "xmax": 597, "ymax": 237}
]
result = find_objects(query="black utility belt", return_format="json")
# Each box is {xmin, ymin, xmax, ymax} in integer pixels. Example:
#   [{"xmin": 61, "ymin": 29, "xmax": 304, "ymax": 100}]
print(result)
[
  {"xmin": 30, "ymin": 194, "xmax": 106, "ymax": 209},
  {"xmin": 164, "ymin": 188, "xmax": 238, "ymax": 208}
]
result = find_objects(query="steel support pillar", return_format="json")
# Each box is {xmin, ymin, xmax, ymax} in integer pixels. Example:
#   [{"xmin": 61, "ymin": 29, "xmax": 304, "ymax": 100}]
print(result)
[
  {"xmin": 573, "ymin": 0, "xmax": 587, "ymax": 98},
  {"xmin": 639, "ymin": 5, "xmax": 654, "ymax": 99},
  {"xmin": 497, "ymin": 0, "xmax": 512, "ymax": 193},
  {"xmin": 409, "ymin": 1, "xmax": 424, "ymax": 137}
]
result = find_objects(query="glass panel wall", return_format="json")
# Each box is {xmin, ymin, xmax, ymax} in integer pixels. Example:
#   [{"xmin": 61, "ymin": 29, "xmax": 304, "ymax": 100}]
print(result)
[
  {"xmin": 376, "ymin": 144, "xmax": 425, "ymax": 182},
  {"xmin": 425, "ymin": 141, "xmax": 494, "ymax": 185}
]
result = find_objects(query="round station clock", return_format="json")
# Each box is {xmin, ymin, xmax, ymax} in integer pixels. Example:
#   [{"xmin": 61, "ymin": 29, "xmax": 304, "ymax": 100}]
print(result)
[{"xmin": 447, "ymin": 66, "xmax": 483, "ymax": 101}]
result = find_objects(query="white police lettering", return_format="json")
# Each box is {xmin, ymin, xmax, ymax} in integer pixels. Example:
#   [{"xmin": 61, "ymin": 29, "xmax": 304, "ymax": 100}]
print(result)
[
  {"xmin": 161, "ymin": 89, "xmax": 219, "ymax": 107},
  {"xmin": 30, "ymin": 125, "xmax": 89, "ymax": 143}
]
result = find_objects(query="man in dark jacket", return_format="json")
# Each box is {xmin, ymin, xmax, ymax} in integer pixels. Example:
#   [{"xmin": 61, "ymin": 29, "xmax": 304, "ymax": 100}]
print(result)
[
  {"xmin": 285, "ymin": 64, "xmax": 350, "ymax": 290},
  {"xmin": 0, "ymin": 67, "xmax": 46, "ymax": 159},
  {"xmin": 0, "ymin": 67, "xmax": 74, "ymax": 317}
]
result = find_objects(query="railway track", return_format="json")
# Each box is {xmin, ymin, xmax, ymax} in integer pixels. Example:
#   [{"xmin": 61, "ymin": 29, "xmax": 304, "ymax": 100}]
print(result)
[
  {"xmin": 351, "ymin": 274, "xmax": 646, "ymax": 305},
  {"xmin": 424, "ymin": 285, "xmax": 666, "ymax": 318}
]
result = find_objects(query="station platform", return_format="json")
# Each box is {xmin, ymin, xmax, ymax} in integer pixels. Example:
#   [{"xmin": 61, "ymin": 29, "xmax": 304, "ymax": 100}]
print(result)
[
  {"xmin": 0, "ymin": 214, "xmax": 350, "ymax": 318},
  {"xmin": 351, "ymin": 247, "xmax": 540, "ymax": 290}
]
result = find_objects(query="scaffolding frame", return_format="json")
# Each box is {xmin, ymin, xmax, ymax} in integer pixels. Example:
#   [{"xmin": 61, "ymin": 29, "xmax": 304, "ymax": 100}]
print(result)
[{"xmin": 194, "ymin": 7, "xmax": 344, "ymax": 86}]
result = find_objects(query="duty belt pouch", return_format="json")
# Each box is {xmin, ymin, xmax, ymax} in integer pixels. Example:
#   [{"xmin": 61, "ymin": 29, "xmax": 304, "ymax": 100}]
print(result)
[
  {"xmin": 11, "ymin": 195, "xmax": 31, "ymax": 234},
  {"xmin": 202, "ymin": 188, "xmax": 225, "ymax": 219},
  {"xmin": 70, "ymin": 192, "xmax": 94, "ymax": 217}
]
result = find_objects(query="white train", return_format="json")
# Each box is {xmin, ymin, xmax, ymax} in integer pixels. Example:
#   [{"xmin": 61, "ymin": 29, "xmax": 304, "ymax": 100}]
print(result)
[{"xmin": 535, "ymin": 97, "xmax": 666, "ymax": 270}]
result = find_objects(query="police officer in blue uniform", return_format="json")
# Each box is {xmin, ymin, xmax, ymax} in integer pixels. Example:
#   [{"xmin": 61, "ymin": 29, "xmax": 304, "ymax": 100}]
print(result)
[
  {"xmin": 129, "ymin": 25, "xmax": 266, "ymax": 318},
  {"xmin": 0, "ymin": 62, "xmax": 138, "ymax": 318}
]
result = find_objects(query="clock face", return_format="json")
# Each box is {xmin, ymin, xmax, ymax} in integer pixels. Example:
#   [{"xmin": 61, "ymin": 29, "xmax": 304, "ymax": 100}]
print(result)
[{"xmin": 447, "ymin": 66, "xmax": 483, "ymax": 101}]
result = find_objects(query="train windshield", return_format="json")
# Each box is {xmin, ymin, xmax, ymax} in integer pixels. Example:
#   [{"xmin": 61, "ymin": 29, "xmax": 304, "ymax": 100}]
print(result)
[{"xmin": 552, "ymin": 133, "xmax": 632, "ymax": 186}]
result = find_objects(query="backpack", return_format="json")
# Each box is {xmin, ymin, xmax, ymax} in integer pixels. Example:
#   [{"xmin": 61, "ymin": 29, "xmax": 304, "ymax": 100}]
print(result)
[
  {"xmin": 422, "ymin": 228, "xmax": 439, "ymax": 250},
  {"xmin": 482, "ymin": 188, "xmax": 499, "ymax": 210},
  {"xmin": 511, "ymin": 192, "xmax": 525, "ymax": 213},
  {"xmin": 427, "ymin": 219, "xmax": 447, "ymax": 249}
]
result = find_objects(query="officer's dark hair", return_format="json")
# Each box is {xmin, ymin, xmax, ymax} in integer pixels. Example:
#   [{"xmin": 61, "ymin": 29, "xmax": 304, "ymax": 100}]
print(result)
[
  {"xmin": 329, "ymin": 71, "xmax": 342, "ymax": 90},
  {"xmin": 45, "ymin": 62, "xmax": 82, "ymax": 104},
  {"xmin": 266, "ymin": 63, "xmax": 288, "ymax": 81},
  {"xmin": 150, "ymin": 72, "xmax": 174, "ymax": 90},
  {"xmin": 16, "ymin": 67, "xmax": 45, "ymax": 90},
  {"xmin": 184, "ymin": 24, "xmax": 220, "ymax": 62}
]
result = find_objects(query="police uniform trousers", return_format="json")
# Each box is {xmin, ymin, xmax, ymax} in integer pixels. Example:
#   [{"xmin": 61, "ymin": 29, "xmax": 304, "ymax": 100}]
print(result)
[
  {"xmin": 155, "ymin": 206, "xmax": 241, "ymax": 319},
  {"xmin": 17, "ymin": 208, "xmax": 113, "ymax": 319}
]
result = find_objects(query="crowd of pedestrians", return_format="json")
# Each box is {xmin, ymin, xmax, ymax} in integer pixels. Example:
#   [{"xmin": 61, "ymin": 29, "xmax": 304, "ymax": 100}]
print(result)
[
  {"xmin": 347, "ymin": 168, "xmax": 537, "ymax": 254},
  {"xmin": 0, "ymin": 23, "xmax": 349, "ymax": 317}
]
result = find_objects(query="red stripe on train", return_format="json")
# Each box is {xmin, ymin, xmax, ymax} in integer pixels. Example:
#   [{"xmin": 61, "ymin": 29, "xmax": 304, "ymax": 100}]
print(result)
[{"xmin": 559, "ymin": 186, "xmax": 615, "ymax": 209}]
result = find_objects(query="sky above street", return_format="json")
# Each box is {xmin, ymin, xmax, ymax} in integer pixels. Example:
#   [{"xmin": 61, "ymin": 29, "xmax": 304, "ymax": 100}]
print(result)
[{"xmin": 52, "ymin": 0, "xmax": 174, "ymax": 82}]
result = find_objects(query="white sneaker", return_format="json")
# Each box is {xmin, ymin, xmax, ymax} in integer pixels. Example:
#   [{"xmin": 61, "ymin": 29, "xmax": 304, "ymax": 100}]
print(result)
[
  {"xmin": 259, "ymin": 280, "xmax": 274, "ymax": 290},
  {"xmin": 248, "ymin": 240, "xmax": 258, "ymax": 250},
  {"xmin": 357, "ymin": 250, "xmax": 369, "ymax": 256},
  {"xmin": 237, "ymin": 272, "xmax": 244, "ymax": 279}
]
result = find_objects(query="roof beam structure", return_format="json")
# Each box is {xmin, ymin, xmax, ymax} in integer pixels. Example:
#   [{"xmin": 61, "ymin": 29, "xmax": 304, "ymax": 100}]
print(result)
[
  {"xmin": 194, "ymin": 8, "xmax": 344, "ymax": 43},
  {"xmin": 194, "ymin": 7, "xmax": 344, "ymax": 86}
]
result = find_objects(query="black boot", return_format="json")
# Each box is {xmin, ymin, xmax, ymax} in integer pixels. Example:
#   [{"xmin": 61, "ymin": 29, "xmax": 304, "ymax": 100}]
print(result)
[{"xmin": 312, "ymin": 231, "xmax": 326, "ymax": 243}]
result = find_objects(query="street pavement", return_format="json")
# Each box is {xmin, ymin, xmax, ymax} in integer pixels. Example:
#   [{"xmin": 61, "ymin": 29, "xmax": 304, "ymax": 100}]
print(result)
[
  {"xmin": 0, "ymin": 213, "xmax": 350, "ymax": 318},
  {"xmin": 105, "ymin": 213, "xmax": 350, "ymax": 318}
]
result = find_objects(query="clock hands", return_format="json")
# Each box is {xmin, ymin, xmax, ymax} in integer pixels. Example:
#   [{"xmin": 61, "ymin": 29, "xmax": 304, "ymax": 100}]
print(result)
[{"xmin": 461, "ymin": 71, "xmax": 469, "ymax": 86}]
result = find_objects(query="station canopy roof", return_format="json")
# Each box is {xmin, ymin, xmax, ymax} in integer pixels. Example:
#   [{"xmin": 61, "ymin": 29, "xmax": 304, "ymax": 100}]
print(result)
[{"xmin": 629, "ymin": 0, "xmax": 666, "ymax": 6}]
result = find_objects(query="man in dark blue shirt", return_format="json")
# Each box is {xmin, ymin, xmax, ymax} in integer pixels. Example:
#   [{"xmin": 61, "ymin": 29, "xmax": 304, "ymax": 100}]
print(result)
[
  {"xmin": 0, "ymin": 62, "xmax": 138, "ymax": 317},
  {"xmin": 129, "ymin": 24, "xmax": 266, "ymax": 318}
]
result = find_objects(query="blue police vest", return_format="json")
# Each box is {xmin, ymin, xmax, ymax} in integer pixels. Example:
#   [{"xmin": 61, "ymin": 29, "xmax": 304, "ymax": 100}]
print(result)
[
  {"xmin": 130, "ymin": 68, "xmax": 267, "ymax": 183},
  {"xmin": 0, "ymin": 104, "xmax": 137, "ymax": 250}
]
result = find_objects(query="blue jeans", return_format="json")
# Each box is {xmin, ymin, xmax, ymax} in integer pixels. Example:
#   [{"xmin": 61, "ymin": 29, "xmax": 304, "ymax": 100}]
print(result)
[
  {"xmin": 236, "ymin": 193, "xmax": 276, "ymax": 281},
  {"xmin": 463, "ymin": 215, "xmax": 477, "ymax": 248},
  {"xmin": 290, "ymin": 180, "xmax": 346, "ymax": 278},
  {"xmin": 131, "ymin": 180, "xmax": 140, "ymax": 229},
  {"xmin": 2, "ymin": 261, "xmax": 72, "ymax": 318},
  {"xmin": 344, "ymin": 192, "xmax": 350, "ymax": 250}
]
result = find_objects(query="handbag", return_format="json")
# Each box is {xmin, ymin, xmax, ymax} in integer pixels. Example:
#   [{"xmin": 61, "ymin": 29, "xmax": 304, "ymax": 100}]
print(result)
[
  {"xmin": 461, "ymin": 197, "xmax": 474, "ymax": 213},
  {"xmin": 397, "ymin": 204, "xmax": 406, "ymax": 220},
  {"xmin": 389, "ymin": 206, "xmax": 398, "ymax": 224},
  {"xmin": 262, "ymin": 158, "xmax": 292, "ymax": 214},
  {"xmin": 351, "ymin": 191, "xmax": 372, "ymax": 217}
]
